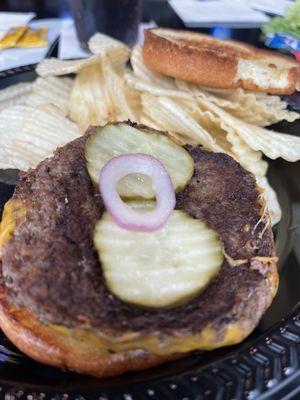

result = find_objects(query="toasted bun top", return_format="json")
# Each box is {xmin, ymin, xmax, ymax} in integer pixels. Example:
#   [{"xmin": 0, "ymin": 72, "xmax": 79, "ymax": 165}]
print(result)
[{"xmin": 143, "ymin": 28, "xmax": 300, "ymax": 94}]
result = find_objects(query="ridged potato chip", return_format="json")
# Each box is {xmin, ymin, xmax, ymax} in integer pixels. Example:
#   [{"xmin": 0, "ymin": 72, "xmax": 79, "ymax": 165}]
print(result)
[
  {"xmin": 124, "ymin": 77, "xmax": 142, "ymax": 120},
  {"xmin": 69, "ymin": 63, "xmax": 114, "ymax": 131},
  {"xmin": 88, "ymin": 32, "xmax": 130, "ymax": 71},
  {"xmin": 175, "ymin": 79, "xmax": 234, "ymax": 109},
  {"xmin": 69, "ymin": 58, "xmax": 137, "ymax": 131},
  {"xmin": 127, "ymin": 74, "xmax": 236, "ymax": 155},
  {"xmin": 0, "ymin": 105, "xmax": 80, "ymax": 171},
  {"xmin": 189, "ymin": 107, "xmax": 234, "ymax": 156},
  {"xmin": 198, "ymin": 98, "xmax": 300, "ymax": 162},
  {"xmin": 225, "ymin": 127, "xmax": 268, "ymax": 179},
  {"xmin": 141, "ymin": 94, "xmax": 221, "ymax": 152},
  {"xmin": 140, "ymin": 115, "xmax": 166, "ymax": 131},
  {"xmin": 37, "ymin": 33, "xmax": 130, "ymax": 78},
  {"xmin": 126, "ymin": 72, "xmax": 192, "ymax": 100},
  {"xmin": 0, "ymin": 106, "xmax": 27, "ymax": 139},
  {"xmin": 139, "ymin": 114, "xmax": 189, "ymax": 146},
  {"xmin": 27, "ymin": 76, "xmax": 73, "ymax": 114},
  {"xmin": 176, "ymin": 98, "xmax": 267, "ymax": 176},
  {"xmin": 36, "ymin": 54, "xmax": 102, "ymax": 77},
  {"xmin": 0, "ymin": 82, "xmax": 32, "ymax": 112},
  {"xmin": 202, "ymin": 86, "xmax": 299, "ymax": 126},
  {"xmin": 101, "ymin": 57, "xmax": 135, "ymax": 121}
]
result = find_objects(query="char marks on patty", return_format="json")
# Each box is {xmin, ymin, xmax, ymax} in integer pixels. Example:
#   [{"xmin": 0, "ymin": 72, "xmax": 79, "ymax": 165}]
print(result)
[{"xmin": 0, "ymin": 130, "xmax": 275, "ymax": 334}]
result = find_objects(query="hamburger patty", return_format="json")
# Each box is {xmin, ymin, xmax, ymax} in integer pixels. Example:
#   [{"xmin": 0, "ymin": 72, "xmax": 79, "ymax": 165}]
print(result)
[{"xmin": 0, "ymin": 132, "xmax": 276, "ymax": 335}]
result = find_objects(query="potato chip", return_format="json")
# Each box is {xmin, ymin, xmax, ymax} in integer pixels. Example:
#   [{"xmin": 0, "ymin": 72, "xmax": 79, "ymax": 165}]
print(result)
[
  {"xmin": 36, "ymin": 54, "xmax": 102, "ymax": 77},
  {"xmin": 190, "ymin": 108, "xmax": 234, "ymax": 156},
  {"xmin": 139, "ymin": 114, "xmax": 190, "ymax": 148},
  {"xmin": 131, "ymin": 45, "xmax": 175, "ymax": 89},
  {"xmin": 225, "ymin": 127, "xmax": 268, "ymax": 179},
  {"xmin": 37, "ymin": 33, "xmax": 131, "ymax": 78},
  {"xmin": 0, "ymin": 105, "xmax": 81, "ymax": 171},
  {"xmin": 169, "ymin": 95, "xmax": 269, "ymax": 178},
  {"xmin": 141, "ymin": 94, "xmax": 223, "ymax": 152},
  {"xmin": 201, "ymin": 86, "xmax": 299, "ymax": 126},
  {"xmin": 101, "ymin": 57, "xmax": 135, "ymax": 121},
  {"xmin": 178, "ymin": 99, "xmax": 267, "ymax": 175},
  {"xmin": 141, "ymin": 95, "xmax": 195, "ymax": 144},
  {"xmin": 257, "ymin": 177, "xmax": 282, "ymax": 226},
  {"xmin": 239, "ymin": 123, "xmax": 300, "ymax": 162},
  {"xmin": 0, "ymin": 106, "xmax": 37, "ymax": 169},
  {"xmin": 0, "ymin": 153, "xmax": 15, "ymax": 170},
  {"xmin": 175, "ymin": 79, "xmax": 234, "ymax": 109},
  {"xmin": 0, "ymin": 106, "xmax": 26, "ymax": 168},
  {"xmin": 69, "ymin": 57, "xmax": 138, "ymax": 131},
  {"xmin": 0, "ymin": 82, "xmax": 32, "ymax": 112},
  {"xmin": 124, "ymin": 80, "xmax": 142, "ymax": 120},
  {"xmin": 0, "ymin": 105, "xmax": 26, "ymax": 137},
  {"xmin": 205, "ymin": 87, "xmax": 282, "ymax": 108},
  {"xmin": 125, "ymin": 72, "xmax": 194, "ymax": 100},
  {"xmin": 139, "ymin": 115, "xmax": 163, "ymax": 131},
  {"xmin": 69, "ymin": 63, "xmax": 108, "ymax": 131},
  {"xmin": 197, "ymin": 97, "xmax": 300, "ymax": 162},
  {"xmin": 26, "ymin": 76, "xmax": 73, "ymax": 114},
  {"xmin": 88, "ymin": 33, "xmax": 130, "ymax": 71}
]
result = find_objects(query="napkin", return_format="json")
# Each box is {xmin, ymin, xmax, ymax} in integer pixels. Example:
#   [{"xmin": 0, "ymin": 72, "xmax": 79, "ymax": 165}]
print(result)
[
  {"xmin": 0, "ymin": 19, "xmax": 61, "ymax": 72},
  {"xmin": 169, "ymin": 0, "xmax": 270, "ymax": 28},
  {"xmin": 58, "ymin": 19, "xmax": 90, "ymax": 60},
  {"xmin": 245, "ymin": 0, "xmax": 293, "ymax": 16}
]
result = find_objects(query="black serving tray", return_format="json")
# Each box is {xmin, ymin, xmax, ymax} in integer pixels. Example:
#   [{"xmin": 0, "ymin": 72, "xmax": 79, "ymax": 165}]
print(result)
[{"xmin": 0, "ymin": 64, "xmax": 299, "ymax": 400}]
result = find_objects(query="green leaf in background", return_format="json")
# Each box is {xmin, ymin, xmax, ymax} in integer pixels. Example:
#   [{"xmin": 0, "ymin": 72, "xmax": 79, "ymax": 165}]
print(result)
[{"xmin": 262, "ymin": 0, "xmax": 300, "ymax": 39}]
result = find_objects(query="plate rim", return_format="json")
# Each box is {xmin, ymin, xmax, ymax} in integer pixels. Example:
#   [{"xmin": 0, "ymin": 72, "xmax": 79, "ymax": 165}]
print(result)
[{"xmin": 0, "ymin": 62, "xmax": 299, "ymax": 400}]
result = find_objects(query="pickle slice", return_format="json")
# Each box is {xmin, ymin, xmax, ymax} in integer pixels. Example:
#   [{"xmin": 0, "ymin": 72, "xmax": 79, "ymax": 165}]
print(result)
[
  {"xmin": 85, "ymin": 122, "xmax": 194, "ymax": 199},
  {"xmin": 94, "ymin": 204, "xmax": 223, "ymax": 308}
]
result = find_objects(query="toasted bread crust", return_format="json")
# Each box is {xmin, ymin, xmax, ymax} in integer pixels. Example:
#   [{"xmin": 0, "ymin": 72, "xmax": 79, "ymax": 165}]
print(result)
[
  {"xmin": 0, "ymin": 253, "xmax": 278, "ymax": 377},
  {"xmin": 0, "ymin": 285, "xmax": 181, "ymax": 377},
  {"xmin": 143, "ymin": 29, "xmax": 300, "ymax": 94}
]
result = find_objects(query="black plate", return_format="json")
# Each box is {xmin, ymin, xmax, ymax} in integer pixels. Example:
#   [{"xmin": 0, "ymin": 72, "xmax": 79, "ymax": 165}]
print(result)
[{"xmin": 0, "ymin": 66, "xmax": 300, "ymax": 400}]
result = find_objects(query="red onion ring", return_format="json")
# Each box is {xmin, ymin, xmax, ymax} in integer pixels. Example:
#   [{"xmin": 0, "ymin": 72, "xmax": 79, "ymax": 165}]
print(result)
[{"xmin": 99, "ymin": 154, "xmax": 176, "ymax": 232}]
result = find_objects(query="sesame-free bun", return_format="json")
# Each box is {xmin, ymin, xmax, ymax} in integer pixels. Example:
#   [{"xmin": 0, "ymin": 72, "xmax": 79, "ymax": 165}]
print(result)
[{"xmin": 143, "ymin": 28, "xmax": 300, "ymax": 94}]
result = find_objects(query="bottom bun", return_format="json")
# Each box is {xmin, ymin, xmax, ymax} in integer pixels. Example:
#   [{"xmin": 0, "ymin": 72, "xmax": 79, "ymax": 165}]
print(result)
[{"xmin": 0, "ymin": 286, "xmax": 181, "ymax": 377}]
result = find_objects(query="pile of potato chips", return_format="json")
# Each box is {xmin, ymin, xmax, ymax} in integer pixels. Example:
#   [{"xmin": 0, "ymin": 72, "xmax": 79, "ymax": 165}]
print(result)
[{"xmin": 0, "ymin": 32, "xmax": 300, "ymax": 225}]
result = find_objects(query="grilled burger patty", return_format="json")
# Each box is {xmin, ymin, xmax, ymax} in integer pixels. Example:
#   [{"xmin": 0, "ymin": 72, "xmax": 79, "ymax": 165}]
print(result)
[{"xmin": 0, "ymin": 130, "xmax": 277, "ymax": 339}]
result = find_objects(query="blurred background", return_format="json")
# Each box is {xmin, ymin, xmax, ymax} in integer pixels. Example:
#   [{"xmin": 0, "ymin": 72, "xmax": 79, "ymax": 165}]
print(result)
[{"xmin": 0, "ymin": 0, "xmax": 298, "ymax": 70}]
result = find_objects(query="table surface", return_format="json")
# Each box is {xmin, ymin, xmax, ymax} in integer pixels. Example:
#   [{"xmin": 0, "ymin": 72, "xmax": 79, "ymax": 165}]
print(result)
[{"xmin": 0, "ymin": 0, "xmax": 264, "ymax": 47}]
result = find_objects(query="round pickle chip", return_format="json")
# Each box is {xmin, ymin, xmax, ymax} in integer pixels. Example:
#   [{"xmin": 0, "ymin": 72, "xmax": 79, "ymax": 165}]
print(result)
[
  {"xmin": 94, "ymin": 203, "xmax": 223, "ymax": 308},
  {"xmin": 85, "ymin": 122, "xmax": 194, "ymax": 199}
]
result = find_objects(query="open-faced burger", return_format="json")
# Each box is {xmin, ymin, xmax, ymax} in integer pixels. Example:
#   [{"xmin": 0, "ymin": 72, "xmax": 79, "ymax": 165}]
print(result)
[{"xmin": 0, "ymin": 122, "xmax": 278, "ymax": 377}]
